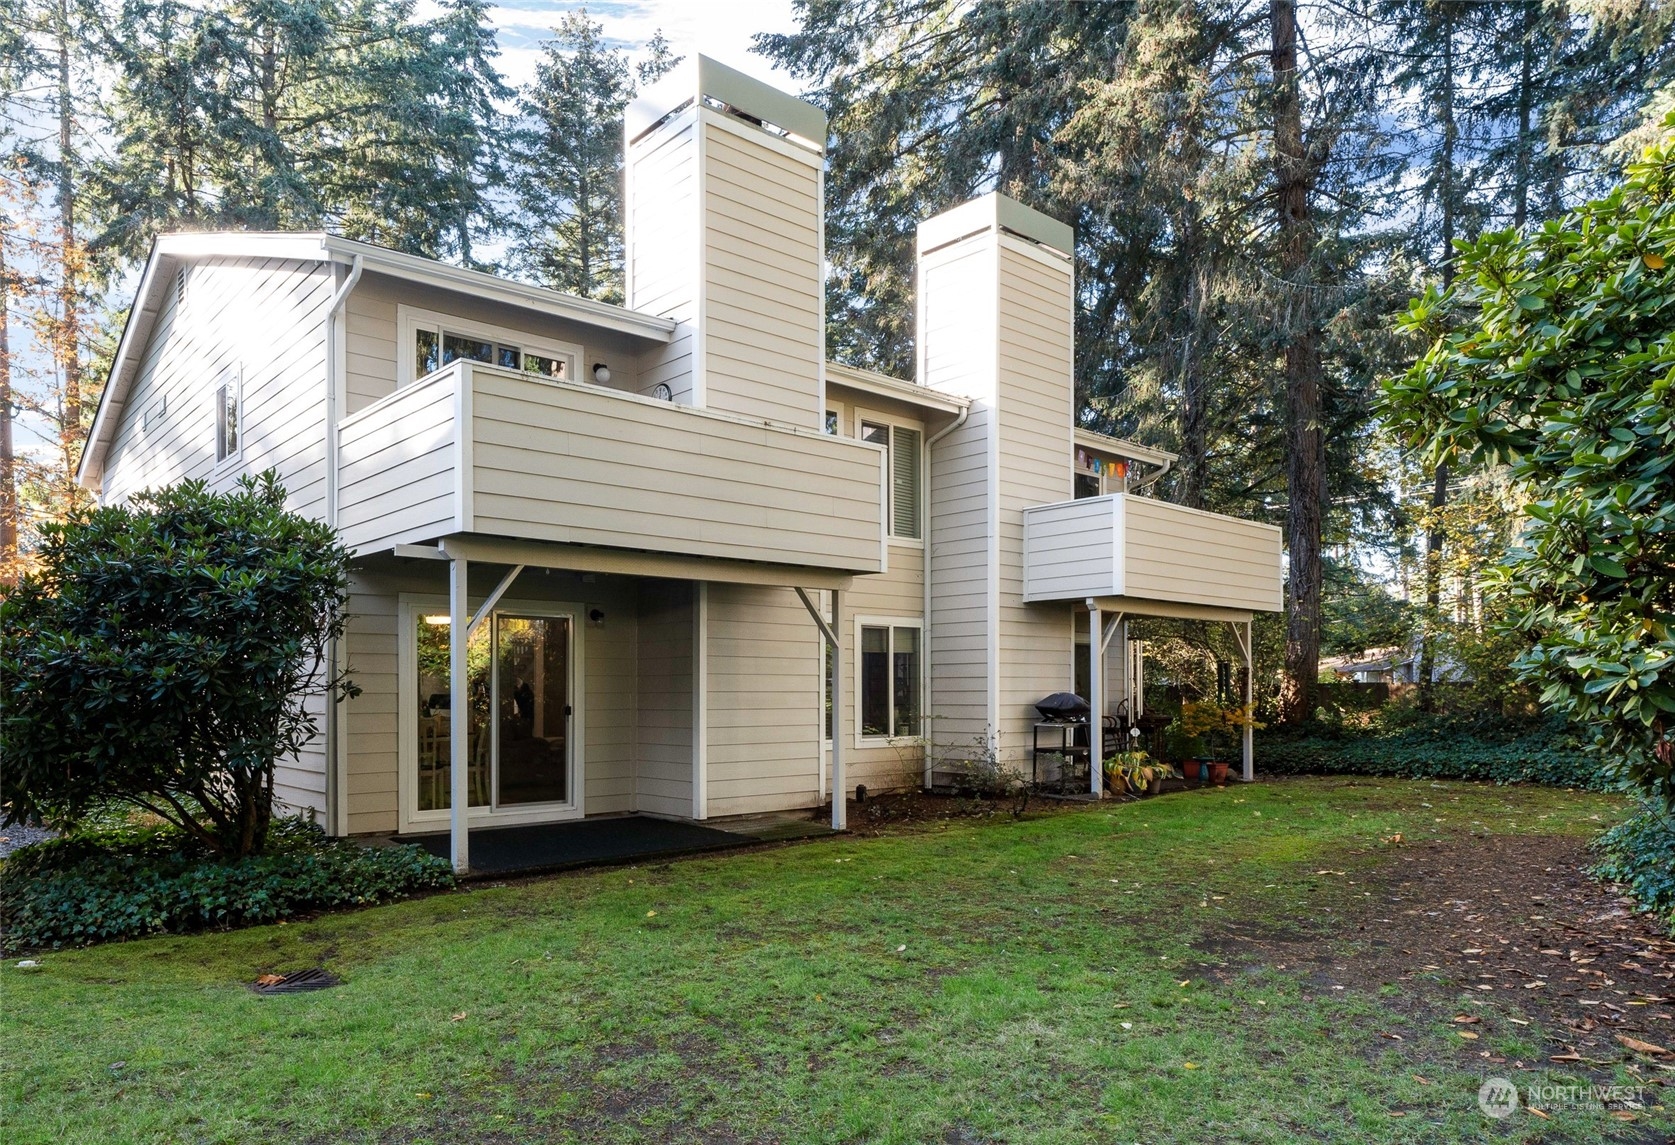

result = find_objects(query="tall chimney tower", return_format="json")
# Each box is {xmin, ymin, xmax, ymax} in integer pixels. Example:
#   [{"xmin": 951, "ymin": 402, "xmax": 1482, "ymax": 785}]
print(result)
[{"xmin": 625, "ymin": 56, "xmax": 827, "ymax": 430}]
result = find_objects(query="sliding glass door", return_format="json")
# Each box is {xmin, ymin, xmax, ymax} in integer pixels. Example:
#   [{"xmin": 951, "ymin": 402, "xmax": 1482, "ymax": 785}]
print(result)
[
  {"xmin": 411, "ymin": 607, "xmax": 574, "ymax": 816},
  {"xmin": 492, "ymin": 615, "xmax": 571, "ymax": 806}
]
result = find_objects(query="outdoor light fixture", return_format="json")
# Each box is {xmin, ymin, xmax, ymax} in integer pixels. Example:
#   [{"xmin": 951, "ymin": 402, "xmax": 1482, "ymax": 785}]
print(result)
[
  {"xmin": 588, "ymin": 608, "xmax": 606, "ymax": 627},
  {"xmin": 592, "ymin": 362, "xmax": 611, "ymax": 384}
]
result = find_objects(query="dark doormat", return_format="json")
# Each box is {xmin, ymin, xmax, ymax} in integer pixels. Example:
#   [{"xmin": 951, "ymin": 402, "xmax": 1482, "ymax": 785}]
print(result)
[{"xmin": 394, "ymin": 815, "xmax": 751, "ymax": 876}]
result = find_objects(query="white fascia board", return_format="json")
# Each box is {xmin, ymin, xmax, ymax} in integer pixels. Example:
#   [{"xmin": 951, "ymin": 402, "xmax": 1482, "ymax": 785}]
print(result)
[
  {"xmin": 1073, "ymin": 428, "xmax": 1179, "ymax": 468},
  {"xmin": 917, "ymin": 193, "xmax": 1074, "ymax": 258},
  {"xmin": 824, "ymin": 363, "xmax": 970, "ymax": 415},
  {"xmin": 317, "ymin": 237, "xmax": 676, "ymax": 342}
]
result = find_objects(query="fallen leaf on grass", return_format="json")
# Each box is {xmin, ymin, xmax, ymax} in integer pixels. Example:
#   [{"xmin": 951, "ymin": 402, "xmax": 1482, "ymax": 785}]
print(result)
[
  {"xmin": 1183, "ymin": 1062, "xmax": 1198, "ymax": 1069},
  {"xmin": 1453, "ymin": 1015, "xmax": 1481, "ymax": 1024},
  {"xmin": 1610, "ymin": 1111, "xmax": 1638, "ymax": 1122},
  {"xmin": 256, "ymin": 974, "xmax": 285, "ymax": 987},
  {"xmin": 1179, "ymin": 979, "xmax": 1191, "ymax": 988},
  {"xmin": 1457, "ymin": 1031, "xmax": 1479, "ymax": 1040},
  {"xmin": 1412, "ymin": 1075, "xmax": 1431, "ymax": 1085},
  {"xmin": 450, "ymin": 1012, "xmax": 467, "ymax": 1022},
  {"xmin": 1528, "ymin": 1106, "xmax": 1549, "ymax": 1119},
  {"xmin": 1379, "ymin": 1031, "xmax": 1404, "ymax": 1040},
  {"xmin": 1550, "ymin": 1053, "xmax": 1582, "ymax": 1062},
  {"xmin": 646, "ymin": 910, "xmax": 657, "ymax": 917},
  {"xmin": 1617, "ymin": 1035, "xmax": 1673, "ymax": 1056}
]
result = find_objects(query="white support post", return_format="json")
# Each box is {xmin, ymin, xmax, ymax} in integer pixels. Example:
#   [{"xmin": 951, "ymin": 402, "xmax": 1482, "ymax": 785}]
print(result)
[
  {"xmin": 830, "ymin": 589, "xmax": 845, "ymax": 829},
  {"xmin": 449, "ymin": 553, "xmax": 470, "ymax": 875},
  {"xmin": 796, "ymin": 587, "xmax": 845, "ymax": 831},
  {"xmin": 1231, "ymin": 619, "xmax": 1255, "ymax": 783},
  {"xmin": 1088, "ymin": 602, "xmax": 1103, "ymax": 797}
]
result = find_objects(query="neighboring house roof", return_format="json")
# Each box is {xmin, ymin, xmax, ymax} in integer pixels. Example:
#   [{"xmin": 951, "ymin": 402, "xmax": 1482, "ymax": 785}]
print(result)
[
  {"xmin": 79, "ymin": 232, "xmax": 678, "ymax": 489},
  {"xmin": 1320, "ymin": 646, "xmax": 1404, "ymax": 674}
]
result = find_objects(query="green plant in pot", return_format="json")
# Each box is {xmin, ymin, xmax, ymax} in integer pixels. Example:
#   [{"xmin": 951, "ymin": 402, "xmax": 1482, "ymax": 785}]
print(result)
[
  {"xmin": 1171, "ymin": 700, "xmax": 1265, "ymax": 786},
  {"xmin": 1104, "ymin": 750, "xmax": 1173, "ymax": 796}
]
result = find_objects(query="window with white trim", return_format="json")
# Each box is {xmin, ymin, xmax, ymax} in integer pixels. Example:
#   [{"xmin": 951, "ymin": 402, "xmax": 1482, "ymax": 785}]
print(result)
[
  {"xmin": 859, "ymin": 417, "xmax": 922, "ymax": 540},
  {"xmin": 213, "ymin": 368, "xmax": 241, "ymax": 466},
  {"xmin": 859, "ymin": 620, "xmax": 921, "ymax": 739},
  {"xmin": 399, "ymin": 306, "xmax": 581, "ymax": 387}
]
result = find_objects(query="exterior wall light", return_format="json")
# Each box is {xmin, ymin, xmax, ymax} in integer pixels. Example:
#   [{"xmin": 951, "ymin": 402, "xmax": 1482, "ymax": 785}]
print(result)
[{"xmin": 592, "ymin": 362, "xmax": 611, "ymax": 384}]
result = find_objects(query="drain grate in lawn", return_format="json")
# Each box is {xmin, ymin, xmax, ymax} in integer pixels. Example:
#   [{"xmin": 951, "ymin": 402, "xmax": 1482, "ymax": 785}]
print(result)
[{"xmin": 250, "ymin": 968, "xmax": 340, "ymax": 995}]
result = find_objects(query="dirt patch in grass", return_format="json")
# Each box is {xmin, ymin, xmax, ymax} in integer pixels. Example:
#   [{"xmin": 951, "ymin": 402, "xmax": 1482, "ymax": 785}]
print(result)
[
  {"xmin": 838, "ymin": 789, "xmax": 1089, "ymax": 835},
  {"xmin": 1192, "ymin": 825, "xmax": 1675, "ymax": 1084}
]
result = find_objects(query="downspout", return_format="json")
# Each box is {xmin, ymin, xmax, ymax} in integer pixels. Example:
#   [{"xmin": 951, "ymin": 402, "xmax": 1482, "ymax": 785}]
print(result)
[
  {"xmin": 920, "ymin": 403, "xmax": 970, "ymax": 788},
  {"xmin": 1127, "ymin": 455, "xmax": 1173, "ymax": 491},
  {"xmin": 323, "ymin": 253, "xmax": 363, "ymax": 837}
]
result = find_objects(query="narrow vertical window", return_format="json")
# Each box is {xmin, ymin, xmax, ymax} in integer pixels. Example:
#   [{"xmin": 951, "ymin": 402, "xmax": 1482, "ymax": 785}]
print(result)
[
  {"xmin": 214, "ymin": 372, "xmax": 240, "ymax": 464},
  {"xmin": 415, "ymin": 327, "xmax": 440, "ymax": 378},
  {"xmin": 892, "ymin": 625, "xmax": 920, "ymax": 736},
  {"xmin": 891, "ymin": 426, "xmax": 922, "ymax": 539},
  {"xmin": 861, "ymin": 419, "xmax": 923, "ymax": 540},
  {"xmin": 860, "ymin": 625, "xmax": 889, "ymax": 737}
]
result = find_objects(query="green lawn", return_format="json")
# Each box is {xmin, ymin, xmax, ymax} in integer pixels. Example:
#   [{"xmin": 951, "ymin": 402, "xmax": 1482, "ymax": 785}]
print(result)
[{"xmin": 1, "ymin": 778, "xmax": 1663, "ymax": 1144}]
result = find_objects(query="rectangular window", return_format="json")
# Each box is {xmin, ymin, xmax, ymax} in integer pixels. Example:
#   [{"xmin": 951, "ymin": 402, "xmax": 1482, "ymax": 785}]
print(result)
[
  {"xmin": 214, "ymin": 373, "xmax": 239, "ymax": 464},
  {"xmin": 523, "ymin": 352, "xmax": 570, "ymax": 380},
  {"xmin": 402, "ymin": 306, "xmax": 580, "ymax": 387},
  {"xmin": 859, "ymin": 623, "xmax": 920, "ymax": 739},
  {"xmin": 442, "ymin": 331, "xmax": 495, "ymax": 367},
  {"xmin": 861, "ymin": 419, "xmax": 922, "ymax": 540}
]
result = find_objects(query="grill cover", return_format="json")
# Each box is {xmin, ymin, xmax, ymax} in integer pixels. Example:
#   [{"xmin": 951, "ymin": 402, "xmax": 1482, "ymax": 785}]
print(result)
[{"xmin": 1035, "ymin": 692, "xmax": 1090, "ymax": 721}]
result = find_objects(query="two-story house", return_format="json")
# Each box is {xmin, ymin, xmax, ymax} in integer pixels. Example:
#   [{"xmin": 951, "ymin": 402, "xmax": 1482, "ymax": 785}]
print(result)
[{"xmin": 77, "ymin": 57, "xmax": 1282, "ymax": 872}]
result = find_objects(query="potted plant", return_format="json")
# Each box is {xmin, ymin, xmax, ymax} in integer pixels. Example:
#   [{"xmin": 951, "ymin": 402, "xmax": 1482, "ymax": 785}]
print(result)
[
  {"xmin": 1104, "ymin": 750, "xmax": 1174, "ymax": 796},
  {"xmin": 1167, "ymin": 700, "xmax": 1265, "ymax": 786}
]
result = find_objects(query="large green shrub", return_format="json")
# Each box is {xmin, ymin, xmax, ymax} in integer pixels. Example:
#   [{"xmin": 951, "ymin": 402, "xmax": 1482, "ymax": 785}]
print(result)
[
  {"xmin": 0, "ymin": 818, "xmax": 454, "ymax": 951},
  {"xmin": 1381, "ymin": 116, "xmax": 1675, "ymax": 804},
  {"xmin": 1257, "ymin": 712, "xmax": 1608, "ymax": 789},
  {"xmin": 0, "ymin": 473, "xmax": 355, "ymax": 857},
  {"xmin": 1592, "ymin": 801, "xmax": 1675, "ymax": 931}
]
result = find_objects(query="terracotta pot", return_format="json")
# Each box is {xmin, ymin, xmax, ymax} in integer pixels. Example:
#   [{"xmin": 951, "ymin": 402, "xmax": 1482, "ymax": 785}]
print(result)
[
  {"xmin": 1180, "ymin": 759, "xmax": 1203, "ymax": 783},
  {"xmin": 1206, "ymin": 761, "xmax": 1230, "ymax": 787}
]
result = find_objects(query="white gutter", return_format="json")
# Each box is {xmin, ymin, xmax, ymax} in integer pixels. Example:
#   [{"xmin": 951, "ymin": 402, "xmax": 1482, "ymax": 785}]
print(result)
[
  {"xmin": 920, "ymin": 402, "xmax": 970, "ymax": 788},
  {"xmin": 324, "ymin": 254, "xmax": 363, "ymax": 838}
]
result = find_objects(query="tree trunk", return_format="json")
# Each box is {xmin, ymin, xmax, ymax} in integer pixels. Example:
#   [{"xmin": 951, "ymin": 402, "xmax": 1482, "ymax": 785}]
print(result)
[
  {"xmin": 0, "ymin": 230, "xmax": 15, "ymax": 579},
  {"xmin": 1513, "ymin": 1, "xmax": 1534, "ymax": 230},
  {"xmin": 1419, "ymin": 8, "xmax": 1457, "ymax": 713},
  {"xmin": 55, "ymin": 0, "xmax": 81, "ymax": 505},
  {"xmin": 1272, "ymin": 0, "xmax": 1324, "ymax": 724}
]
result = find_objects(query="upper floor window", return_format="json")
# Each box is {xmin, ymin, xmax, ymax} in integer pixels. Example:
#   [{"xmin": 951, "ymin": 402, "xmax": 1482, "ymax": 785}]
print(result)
[
  {"xmin": 860, "ymin": 416, "xmax": 922, "ymax": 540},
  {"xmin": 398, "ymin": 305, "xmax": 580, "ymax": 388},
  {"xmin": 214, "ymin": 368, "xmax": 241, "ymax": 466},
  {"xmin": 1074, "ymin": 448, "xmax": 1131, "ymax": 498}
]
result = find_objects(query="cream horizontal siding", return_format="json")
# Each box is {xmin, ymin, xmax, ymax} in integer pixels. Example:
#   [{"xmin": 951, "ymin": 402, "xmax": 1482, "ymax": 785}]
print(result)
[
  {"xmin": 635, "ymin": 580, "xmax": 694, "ymax": 818},
  {"xmin": 994, "ymin": 236, "xmax": 1077, "ymax": 766},
  {"xmin": 99, "ymin": 255, "xmax": 332, "ymax": 817},
  {"xmin": 1022, "ymin": 499, "xmax": 1120, "ymax": 599},
  {"xmin": 919, "ymin": 231, "xmax": 999, "ymax": 763},
  {"xmin": 468, "ymin": 366, "xmax": 884, "ymax": 572},
  {"xmin": 699, "ymin": 115, "xmax": 822, "ymax": 430},
  {"xmin": 627, "ymin": 114, "xmax": 700, "ymax": 405},
  {"xmin": 342, "ymin": 270, "xmax": 646, "ymax": 416},
  {"xmin": 832, "ymin": 545, "xmax": 927, "ymax": 793},
  {"xmin": 336, "ymin": 373, "xmax": 458, "ymax": 554},
  {"xmin": 705, "ymin": 583, "xmax": 821, "ymax": 817},
  {"xmin": 1123, "ymin": 496, "xmax": 1284, "ymax": 612},
  {"xmin": 343, "ymin": 566, "xmax": 648, "ymax": 834},
  {"xmin": 1022, "ymin": 494, "xmax": 1283, "ymax": 613}
]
